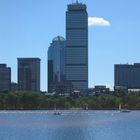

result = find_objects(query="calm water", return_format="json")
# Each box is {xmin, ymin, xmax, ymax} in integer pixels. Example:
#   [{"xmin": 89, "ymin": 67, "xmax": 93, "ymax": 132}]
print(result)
[{"xmin": 0, "ymin": 110, "xmax": 140, "ymax": 140}]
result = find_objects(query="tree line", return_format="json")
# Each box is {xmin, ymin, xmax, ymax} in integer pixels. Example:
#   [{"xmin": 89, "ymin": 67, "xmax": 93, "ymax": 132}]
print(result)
[{"xmin": 0, "ymin": 91, "xmax": 140, "ymax": 110}]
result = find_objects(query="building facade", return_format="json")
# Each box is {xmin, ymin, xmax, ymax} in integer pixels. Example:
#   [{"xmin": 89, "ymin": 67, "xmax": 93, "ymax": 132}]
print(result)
[
  {"xmin": 48, "ymin": 36, "xmax": 66, "ymax": 93},
  {"xmin": 18, "ymin": 58, "xmax": 40, "ymax": 92},
  {"xmin": 11, "ymin": 82, "xmax": 18, "ymax": 91},
  {"xmin": 0, "ymin": 64, "xmax": 11, "ymax": 92},
  {"xmin": 65, "ymin": 1, "xmax": 88, "ymax": 91},
  {"xmin": 115, "ymin": 63, "xmax": 140, "ymax": 89},
  {"xmin": 94, "ymin": 85, "xmax": 110, "ymax": 94}
]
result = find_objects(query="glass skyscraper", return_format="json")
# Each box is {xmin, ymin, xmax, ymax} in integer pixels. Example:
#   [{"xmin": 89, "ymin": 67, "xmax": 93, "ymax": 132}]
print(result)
[
  {"xmin": 65, "ymin": 1, "xmax": 88, "ymax": 91},
  {"xmin": 48, "ymin": 36, "xmax": 66, "ymax": 93}
]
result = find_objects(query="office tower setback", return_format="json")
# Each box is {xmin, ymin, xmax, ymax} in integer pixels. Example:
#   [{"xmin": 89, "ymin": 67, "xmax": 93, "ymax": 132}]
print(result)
[
  {"xmin": 18, "ymin": 58, "xmax": 41, "ymax": 92},
  {"xmin": 115, "ymin": 63, "xmax": 140, "ymax": 89},
  {"xmin": 48, "ymin": 36, "xmax": 66, "ymax": 93},
  {"xmin": 0, "ymin": 64, "xmax": 11, "ymax": 92},
  {"xmin": 65, "ymin": 1, "xmax": 88, "ymax": 91}
]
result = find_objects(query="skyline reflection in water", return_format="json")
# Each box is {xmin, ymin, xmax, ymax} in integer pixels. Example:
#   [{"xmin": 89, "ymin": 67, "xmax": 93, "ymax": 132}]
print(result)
[{"xmin": 0, "ymin": 110, "xmax": 140, "ymax": 140}]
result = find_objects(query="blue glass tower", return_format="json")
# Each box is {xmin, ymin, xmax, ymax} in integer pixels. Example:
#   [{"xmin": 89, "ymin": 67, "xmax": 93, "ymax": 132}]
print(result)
[{"xmin": 48, "ymin": 36, "xmax": 66, "ymax": 93}]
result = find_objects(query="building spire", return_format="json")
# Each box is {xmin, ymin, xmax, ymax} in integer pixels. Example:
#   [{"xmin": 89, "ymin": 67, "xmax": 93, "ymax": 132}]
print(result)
[{"xmin": 76, "ymin": 0, "xmax": 79, "ymax": 4}]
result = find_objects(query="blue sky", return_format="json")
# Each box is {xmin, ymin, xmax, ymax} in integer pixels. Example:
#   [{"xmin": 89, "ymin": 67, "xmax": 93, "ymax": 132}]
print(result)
[{"xmin": 0, "ymin": 0, "xmax": 140, "ymax": 91}]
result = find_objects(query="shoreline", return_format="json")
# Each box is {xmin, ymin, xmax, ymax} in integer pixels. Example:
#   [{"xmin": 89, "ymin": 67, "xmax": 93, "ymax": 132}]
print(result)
[{"xmin": 0, "ymin": 108, "xmax": 124, "ymax": 111}]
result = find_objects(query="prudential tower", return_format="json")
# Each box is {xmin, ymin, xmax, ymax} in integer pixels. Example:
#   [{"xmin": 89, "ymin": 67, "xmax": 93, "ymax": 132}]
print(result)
[{"xmin": 65, "ymin": 1, "xmax": 88, "ymax": 91}]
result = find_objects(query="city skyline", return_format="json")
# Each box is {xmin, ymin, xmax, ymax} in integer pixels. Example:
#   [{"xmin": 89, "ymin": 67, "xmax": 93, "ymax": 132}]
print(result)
[{"xmin": 0, "ymin": 0, "xmax": 140, "ymax": 91}]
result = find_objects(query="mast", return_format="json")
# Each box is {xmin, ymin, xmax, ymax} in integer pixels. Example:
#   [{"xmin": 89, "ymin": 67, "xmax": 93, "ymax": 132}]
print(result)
[{"xmin": 119, "ymin": 104, "xmax": 121, "ymax": 110}]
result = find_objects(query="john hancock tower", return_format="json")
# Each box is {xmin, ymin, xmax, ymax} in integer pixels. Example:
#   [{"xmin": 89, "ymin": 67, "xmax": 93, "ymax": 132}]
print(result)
[{"xmin": 65, "ymin": 1, "xmax": 88, "ymax": 91}]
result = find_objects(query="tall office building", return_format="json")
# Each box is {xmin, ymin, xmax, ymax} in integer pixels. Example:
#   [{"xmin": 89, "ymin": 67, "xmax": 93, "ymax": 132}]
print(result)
[
  {"xmin": 65, "ymin": 1, "xmax": 88, "ymax": 91},
  {"xmin": 0, "ymin": 64, "xmax": 11, "ymax": 92},
  {"xmin": 48, "ymin": 36, "xmax": 66, "ymax": 93},
  {"xmin": 115, "ymin": 63, "xmax": 140, "ymax": 89},
  {"xmin": 18, "ymin": 58, "xmax": 41, "ymax": 92}
]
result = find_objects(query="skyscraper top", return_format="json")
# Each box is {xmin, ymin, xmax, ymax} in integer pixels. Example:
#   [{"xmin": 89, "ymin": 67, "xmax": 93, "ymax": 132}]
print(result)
[
  {"xmin": 70, "ymin": 0, "xmax": 83, "ymax": 5},
  {"xmin": 72, "ymin": 0, "xmax": 81, "ymax": 4},
  {"xmin": 17, "ymin": 58, "xmax": 41, "ymax": 61},
  {"xmin": 68, "ymin": 2, "xmax": 86, "ymax": 11},
  {"xmin": 0, "ymin": 64, "xmax": 7, "ymax": 68},
  {"xmin": 52, "ymin": 36, "xmax": 65, "ymax": 42}
]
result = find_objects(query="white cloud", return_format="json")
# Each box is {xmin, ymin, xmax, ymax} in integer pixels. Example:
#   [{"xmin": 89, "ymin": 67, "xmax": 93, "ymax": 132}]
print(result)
[{"xmin": 88, "ymin": 17, "xmax": 110, "ymax": 26}]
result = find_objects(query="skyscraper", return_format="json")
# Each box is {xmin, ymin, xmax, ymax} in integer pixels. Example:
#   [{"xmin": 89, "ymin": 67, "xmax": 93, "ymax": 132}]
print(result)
[
  {"xmin": 18, "ymin": 58, "xmax": 41, "ymax": 92},
  {"xmin": 115, "ymin": 63, "xmax": 140, "ymax": 89},
  {"xmin": 48, "ymin": 36, "xmax": 66, "ymax": 93},
  {"xmin": 0, "ymin": 64, "xmax": 11, "ymax": 92},
  {"xmin": 65, "ymin": 1, "xmax": 88, "ymax": 91}
]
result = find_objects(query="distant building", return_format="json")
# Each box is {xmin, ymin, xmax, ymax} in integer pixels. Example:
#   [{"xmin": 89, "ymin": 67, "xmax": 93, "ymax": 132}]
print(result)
[
  {"xmin": 87, "ymin": 88, "xmax": 95, "ymax": 96},
  {"xmin": 48, "ymin": 36, "xmax": 66, "ymax": 93},
  {"xmin": 115, "ymin": 63, "xmax": 140, "ymax": 89},
  {"xmin": 18, "ymin": 58, "xmax": 41, "ymax": 92},
  {"xmin": 114, "ymin": 86, "xmax": 128, "ymax": 93},
  {"xmin": 94, "ymin": 85, "xmax": 110, "ymax": 94},
  {"xmin": 0, "ymin": 64, "xmax": 11, "ymax": 92},
  {"xmin": 65, "ymin": 1, "xmax": 88, "ymax": 91},
  {"xmin": 11, "ymin": 82, "xmax": 18, "ymax": 91}
]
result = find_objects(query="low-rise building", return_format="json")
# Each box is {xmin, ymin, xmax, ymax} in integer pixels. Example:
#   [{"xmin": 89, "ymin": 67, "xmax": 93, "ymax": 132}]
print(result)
[{"xmin": 94, "ymin": 85, "xmax": 110, "ymax": 94}]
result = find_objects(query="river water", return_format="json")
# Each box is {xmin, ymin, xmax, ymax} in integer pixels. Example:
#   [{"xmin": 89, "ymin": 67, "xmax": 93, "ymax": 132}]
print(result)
[{"xmin": 0, "ymin": 110, "xmax": 140, "ymax": 140}]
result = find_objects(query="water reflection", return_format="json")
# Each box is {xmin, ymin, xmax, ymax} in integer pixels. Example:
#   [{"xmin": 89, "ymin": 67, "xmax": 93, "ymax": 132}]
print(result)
[{"xmin": 0, "ymin": 111, "xmax": 140, "ymax": 140}]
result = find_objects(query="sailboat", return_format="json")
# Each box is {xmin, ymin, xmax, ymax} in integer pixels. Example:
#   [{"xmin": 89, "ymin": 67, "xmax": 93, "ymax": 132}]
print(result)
[
  {"xmin": 85, "ymin": 104, "xmax": 88, "ymax": 110},
  {"xmin": 53, "ymin": 105, "xmax": 61, "ymax": 115},
  {"xmin": 119, "ymin": 104, "xmax": 131, "ymax": 113}
]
